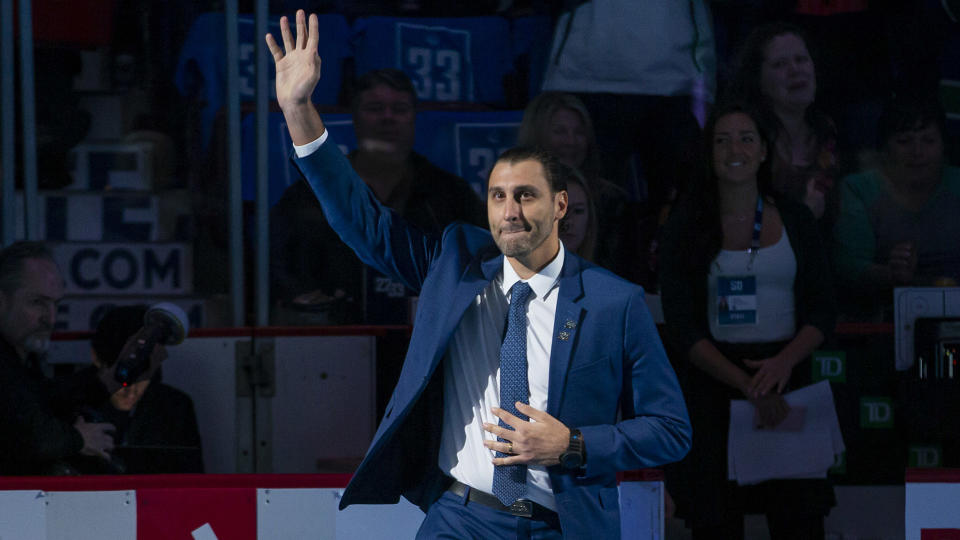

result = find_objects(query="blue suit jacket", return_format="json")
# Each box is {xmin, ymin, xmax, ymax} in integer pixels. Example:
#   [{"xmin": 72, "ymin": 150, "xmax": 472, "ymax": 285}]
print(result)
[{"xmin": 294, "ymin": 140, "xmax": 691, "ymax": 538}]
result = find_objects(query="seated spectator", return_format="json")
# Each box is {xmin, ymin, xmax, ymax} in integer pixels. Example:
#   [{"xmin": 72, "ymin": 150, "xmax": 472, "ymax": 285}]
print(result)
[
  {"xmin": 659, "ymin": 102, "xmax": 836, "ymax": 538},
  {"xmin": 0, "ymin": 242, "xmax": 146, "ymax": 475},
  {"xmin": 74, "ymin": 305, "xmax": 203, "ymax": 474},
  {"xmin": 557, "ymin": 166, "xmax": 597, "ymax": 260},
  {"xmin": 726, "ymin": 22, "xmax": 839, "ymax": 225},
  {"xmin": 833, "ymin": 95, "xmax": 960, "ymax": 319},
  {"xmin": 516, "ymin": 92, "xmax": 638, "ymax": 281},
  {"xmin": 270, "ymin": 68, "xmax": 485, "ymax": 325}
]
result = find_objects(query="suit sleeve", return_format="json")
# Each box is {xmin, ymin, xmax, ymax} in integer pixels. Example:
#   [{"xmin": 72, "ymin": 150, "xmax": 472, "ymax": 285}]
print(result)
[
  {"xmin": 292, "ymin": 139, "xmax": 441, "ymax": 293},
  {"xmin": 578, "ymin": 290, "xmax": 692, "ymax": 477}
]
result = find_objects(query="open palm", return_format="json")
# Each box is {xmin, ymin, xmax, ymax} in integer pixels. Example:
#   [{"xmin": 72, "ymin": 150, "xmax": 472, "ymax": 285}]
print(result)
[{"xmin": 265, "ymin": 10, "xmax": 322, "ymax": 109}]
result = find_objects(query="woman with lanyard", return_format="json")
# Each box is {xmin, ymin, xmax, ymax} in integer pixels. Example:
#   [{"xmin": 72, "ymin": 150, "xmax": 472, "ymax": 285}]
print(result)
[{"xmin": 658, "ymin": 102, "xmax": 836, "ymax": 539}]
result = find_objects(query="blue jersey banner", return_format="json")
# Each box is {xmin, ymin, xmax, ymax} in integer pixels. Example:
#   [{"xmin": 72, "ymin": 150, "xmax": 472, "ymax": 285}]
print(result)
[
  {"xmin": 247, "ymin": 110, "xmax": 520, "ymax": 207},
  {"xmin": 352, "ymin": 16, "xmax": 512, "ymax": 104},
  {"xmin": 414, "ymin": 110, "xmax": 522, "ymax": 196},
  {"xmin": 176, "ymin": 13, "xmax": 350, "ymax": 148}
]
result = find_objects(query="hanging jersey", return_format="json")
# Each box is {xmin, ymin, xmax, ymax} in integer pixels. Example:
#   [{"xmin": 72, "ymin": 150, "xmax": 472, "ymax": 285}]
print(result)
[
  {"xmin": 175, "ymin": 13, "xmax": 350, "ymax": 150},
  {"xmin": 351, "ymin": 16, "xmax": 512, "ymax": 104},
  {"xmin": 414, "ymin": 110, "xmax": 523, "ymax": 196}
]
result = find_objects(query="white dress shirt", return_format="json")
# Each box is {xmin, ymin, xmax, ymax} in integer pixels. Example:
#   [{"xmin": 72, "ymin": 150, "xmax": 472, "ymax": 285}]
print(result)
[
  {"xmin": 294, "ymin": 130, "xmax": 328, "ymax": 157},
  {"xmin": 439, "ymin": 247, "xmax": 565, "ymax": 511}
]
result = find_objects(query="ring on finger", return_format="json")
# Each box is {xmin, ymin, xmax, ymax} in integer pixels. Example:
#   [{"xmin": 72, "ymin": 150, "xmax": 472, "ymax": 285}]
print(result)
[{"xmin": 507, "ymin": 442, "xmax": 513, "ymax": 454}]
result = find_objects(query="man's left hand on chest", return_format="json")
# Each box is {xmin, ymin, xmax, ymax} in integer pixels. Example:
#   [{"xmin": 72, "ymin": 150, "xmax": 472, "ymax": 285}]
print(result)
[{"xmin": 484, "ymin": 402, "xmax": 570, "ymax": 467}]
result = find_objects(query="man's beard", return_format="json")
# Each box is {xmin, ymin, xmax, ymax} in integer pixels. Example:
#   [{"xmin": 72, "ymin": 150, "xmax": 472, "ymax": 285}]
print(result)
[
  {"xmin": 495, "ymin": 226, "xmax": 546, "ymax": 259},
  {"xmin": 497, "ymin": 235, "xmax": 533, "ymax": 258}
]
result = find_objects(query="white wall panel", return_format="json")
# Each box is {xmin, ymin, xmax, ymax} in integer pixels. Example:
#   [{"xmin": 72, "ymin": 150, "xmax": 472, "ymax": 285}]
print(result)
[
  {"xmin": 46, "ymin": 491, "xmax": 135, "ymax": 540},
  {"xmin": 257, "ymin": 488, "xmax": 335, "ymax": 540},
  {"xmin": 0, "ymin": 491, "xmax": 46, "ymax": 540}
]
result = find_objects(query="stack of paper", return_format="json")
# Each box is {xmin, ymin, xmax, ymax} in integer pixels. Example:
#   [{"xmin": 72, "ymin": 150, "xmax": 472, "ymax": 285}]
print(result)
[{"xmin": 727, "ymin": 380, "xmax": 845, "ymax": 485}]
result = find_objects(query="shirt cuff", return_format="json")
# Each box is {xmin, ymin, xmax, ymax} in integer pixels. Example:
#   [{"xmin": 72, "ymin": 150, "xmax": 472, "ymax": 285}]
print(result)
[{"xmin": 293, "ymin": 130, "xmax": 329, "ymax": 158}]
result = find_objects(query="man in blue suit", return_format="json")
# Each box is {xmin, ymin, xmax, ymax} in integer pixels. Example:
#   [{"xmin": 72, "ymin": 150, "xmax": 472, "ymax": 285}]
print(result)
[{"xmin": 267, "ymin": 11, "xmax": 691, "ymax": 539}]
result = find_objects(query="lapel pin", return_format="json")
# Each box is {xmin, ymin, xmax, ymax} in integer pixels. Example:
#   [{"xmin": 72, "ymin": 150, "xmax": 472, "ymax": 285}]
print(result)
[
  {"xmin": 558, "ymin": 331, "xmax": 570, "ymax": 341},
  {"xmin": 564, "ymin": 320, "xmax": 576, "ymax": 329}
]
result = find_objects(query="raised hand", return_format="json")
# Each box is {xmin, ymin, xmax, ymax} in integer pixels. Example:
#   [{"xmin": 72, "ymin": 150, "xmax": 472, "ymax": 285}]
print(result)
[{"xmin": 265, "ymin": 10, "xmax": 321, "ymax": 110}]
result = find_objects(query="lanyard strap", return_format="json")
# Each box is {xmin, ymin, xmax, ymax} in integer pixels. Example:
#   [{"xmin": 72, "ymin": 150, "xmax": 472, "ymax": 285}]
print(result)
[{"xmin": 749, "ymin": 195, "xmax": 764, "ymax": 254}]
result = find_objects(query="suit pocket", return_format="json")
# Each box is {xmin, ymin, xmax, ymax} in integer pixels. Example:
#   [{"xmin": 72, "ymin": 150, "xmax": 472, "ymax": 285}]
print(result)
[
  {"xmin": 598, "ymin": 485, "xmax": 619, "ymax": 511},
  {"xmin": 568, "ymin": 354, "xmax": 612, "ymax": 376}
]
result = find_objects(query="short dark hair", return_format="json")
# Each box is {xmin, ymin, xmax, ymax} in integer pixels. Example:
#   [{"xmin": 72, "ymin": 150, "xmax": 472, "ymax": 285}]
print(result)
[
  {"xmin": 91, "ymin": 305, "xmax": 148, "ymax": 368},
  {"xmin": 676, "ymin": 101, "xmax": 775, "ymax": 276},
  {"xmin": 350, "ymin": 69, "xmax": 416, "ymax": 113},
  {"xmin": 0, "ymin": 241, "xmax": 56, "ymax": 294},
  {"xmin": 493, "ymin": 147, "xmax": 569, "ymax": 194},
  {"xmin": 877, "ymin": 94, "xmax": 947, "ymax": 149}
]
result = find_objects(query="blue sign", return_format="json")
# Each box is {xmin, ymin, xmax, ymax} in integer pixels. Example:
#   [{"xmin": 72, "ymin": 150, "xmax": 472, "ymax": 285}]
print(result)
[
  {"xmin": 397, "ymin": 23, "xmax": 473, "ymax": 102},
  {"xmin": 352, "ymin": 16, "xmax": 512, "ymax": 104},
  {"xmin": 175, "ymin": 13, "xmax": 350, "ymax": 148},
  {"xmin": 415, "ymin": 110, "xmax": 522, "ymax": 196}
]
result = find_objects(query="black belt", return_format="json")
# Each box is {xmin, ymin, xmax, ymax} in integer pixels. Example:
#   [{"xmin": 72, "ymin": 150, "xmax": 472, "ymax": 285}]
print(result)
[{"xmin": 447, "ymin": 480, "xmax": 559, "ymax": 524}]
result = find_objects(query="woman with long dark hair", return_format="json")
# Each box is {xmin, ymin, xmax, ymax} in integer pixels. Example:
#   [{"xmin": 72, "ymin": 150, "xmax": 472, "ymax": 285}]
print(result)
[
  {"xmin": 659, "ymin": 102, "xmax": 836, "ymax": 539},
  {"xmin": 726, "ymin": 22, "xmax": 838, "ymax": 224}
]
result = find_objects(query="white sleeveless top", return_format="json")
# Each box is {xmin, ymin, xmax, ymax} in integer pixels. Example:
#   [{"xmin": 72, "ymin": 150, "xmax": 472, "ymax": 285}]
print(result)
[{"xmin": 707, "ymin": 228, "xmax": 797, "ymax": 343}]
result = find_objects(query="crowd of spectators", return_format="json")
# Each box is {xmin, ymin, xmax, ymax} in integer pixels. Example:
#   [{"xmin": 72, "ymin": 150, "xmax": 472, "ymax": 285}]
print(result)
[
  {"xmin": 254, "ymin": 3, "xmax": 957, "ymax": 536},
  {"xmin": 246, "ymin": 1, "xmax": 959, "ymax": 325},
  {"xmin": 7, "ymin": 2, "xmax": 960, "ymax": 536}
]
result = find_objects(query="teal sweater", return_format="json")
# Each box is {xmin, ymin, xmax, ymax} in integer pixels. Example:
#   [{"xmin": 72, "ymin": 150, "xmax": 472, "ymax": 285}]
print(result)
[{"xmin": 833, "ymin": 166, "xmax": 960, "ymax": 291}]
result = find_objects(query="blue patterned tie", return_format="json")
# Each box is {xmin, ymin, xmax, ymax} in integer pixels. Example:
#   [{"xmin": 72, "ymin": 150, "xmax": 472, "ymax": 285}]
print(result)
[{"xmin": 493, "ymin": 281, "xmax": 533, "ymax": 505}]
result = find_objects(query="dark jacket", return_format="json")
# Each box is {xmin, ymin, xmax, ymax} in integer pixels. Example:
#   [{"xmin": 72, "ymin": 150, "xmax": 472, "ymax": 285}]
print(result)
[
  {"xmin": 77, "ymin": 380, "xmax": 204, "ymax": 474},
  {"xmin": 0, "ymin": 338, "xmax": 109, "ymax": 475}
]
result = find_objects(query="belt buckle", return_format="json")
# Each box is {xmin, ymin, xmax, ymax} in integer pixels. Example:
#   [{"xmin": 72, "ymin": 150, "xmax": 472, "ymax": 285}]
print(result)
[{"xmin": 508, "ymin": 499, "xmax": 533, "ymax": 518}]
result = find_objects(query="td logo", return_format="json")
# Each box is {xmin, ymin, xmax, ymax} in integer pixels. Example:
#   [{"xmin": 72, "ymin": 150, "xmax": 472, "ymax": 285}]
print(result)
[
  {"xmin": 812, "ymin": 350, "xmax": 846, "ymax": 383},
  {"xmin": 860, "ymin": 397, "xmax": 894, "ymax": 429},
  {"xmin": 909, "ymin": 445, "xmax": 942, "ymax": 468}
]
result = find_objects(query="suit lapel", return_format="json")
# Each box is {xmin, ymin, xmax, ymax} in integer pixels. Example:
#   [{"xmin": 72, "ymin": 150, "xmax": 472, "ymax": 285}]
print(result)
[{"xmin": 547, "ymin": 254, "xmax": 584, "ymax": 417}]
